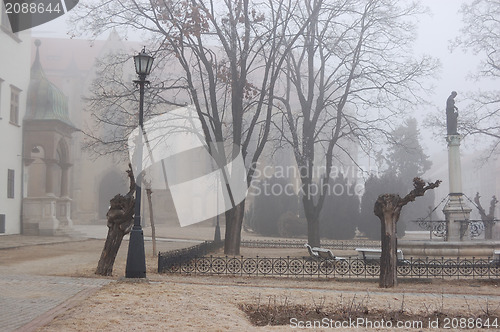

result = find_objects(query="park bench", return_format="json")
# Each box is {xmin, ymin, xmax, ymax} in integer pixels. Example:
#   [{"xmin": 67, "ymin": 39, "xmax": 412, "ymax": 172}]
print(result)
[
  {"xmin": 304, "ymin": 243, "xmax": 345, "ymax": 262},
  {"xmin": 490, "ymin": 250, "xmax": 500, "ymax": 266},
  {"xmin": 355, "ymin": 248, "xmax": 409, "ymax": 265}
]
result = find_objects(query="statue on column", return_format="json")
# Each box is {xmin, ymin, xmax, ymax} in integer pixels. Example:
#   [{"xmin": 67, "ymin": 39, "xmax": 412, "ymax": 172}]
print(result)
[{"xmin": 446, "ymin": 91, "xmax": 459, "ymax": 135}]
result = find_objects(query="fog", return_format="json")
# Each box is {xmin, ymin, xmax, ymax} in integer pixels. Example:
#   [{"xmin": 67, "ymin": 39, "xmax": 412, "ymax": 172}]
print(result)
[
  {"xmin": 29, "ymin": 1, "xmax": 496, "ymax": 183},
  {"xmin": 3, "ymin": 4, "xmax": 500, "ymax": 330},
  {"xmin": 31, "ymin": 0, "xmax": 487, "ymax": 157},
  {"xmin": 416, "ymin": 0, "xmax": 487, "ymax": 155},
  {"xmin": 2, "ymin": 0, "xmax": 496, "ymax": 238}
]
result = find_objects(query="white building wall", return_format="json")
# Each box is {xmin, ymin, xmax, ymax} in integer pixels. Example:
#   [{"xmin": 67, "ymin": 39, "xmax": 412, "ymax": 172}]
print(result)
[{"xmin": 0, "ymin": 11, "xmax": 31, "ymax": 234}]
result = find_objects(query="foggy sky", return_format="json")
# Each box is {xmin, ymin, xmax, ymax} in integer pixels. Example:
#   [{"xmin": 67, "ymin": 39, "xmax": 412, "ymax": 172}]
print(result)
[{"xmin": 31, "ymin": 0, "xmax": 486, "ymax": 159}]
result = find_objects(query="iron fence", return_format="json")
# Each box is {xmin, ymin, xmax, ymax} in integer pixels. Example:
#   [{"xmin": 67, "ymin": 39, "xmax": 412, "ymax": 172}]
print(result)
[
  {"xmin": 241, "ymin": 239, "xmax": 380, "ymax": 250},
  {"xmin": 158, "ymin": 255, "xmax": 500, "ymax": 279},
  {"xmin": 157, "ymin": 240, "xmax": 223, "ymax": 273}
]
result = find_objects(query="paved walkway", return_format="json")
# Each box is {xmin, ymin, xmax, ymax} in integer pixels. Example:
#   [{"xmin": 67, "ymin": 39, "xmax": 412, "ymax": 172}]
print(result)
[
  {"xmin": 0, "ymin": 274, "xmax": 111, "ymax": 332},
  {"xmin": 0, "ymin": 232, "xmax": 110, "ymax": 331},
  {"xmin": 0, "ymin": 225, "xmax": 209, "ymax": 332},
  {"xmin": 0, "ymin": 224, "xmax": 305, "ymax": 331}
]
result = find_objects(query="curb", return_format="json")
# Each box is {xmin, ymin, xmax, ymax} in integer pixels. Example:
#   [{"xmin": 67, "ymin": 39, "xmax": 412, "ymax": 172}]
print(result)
[{"xmin": 0, "ymin": 238, "xmax": 91, "ymax": 251}]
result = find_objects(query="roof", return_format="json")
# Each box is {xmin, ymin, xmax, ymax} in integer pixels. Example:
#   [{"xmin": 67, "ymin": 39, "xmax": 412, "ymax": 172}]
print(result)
[
  {"xmin": 30, "ymin": 30, "xmax": 142, "ymax": 83},
  {"xmin": 25, "ymin": 39, "xmax": 74, "ymax": 127}
]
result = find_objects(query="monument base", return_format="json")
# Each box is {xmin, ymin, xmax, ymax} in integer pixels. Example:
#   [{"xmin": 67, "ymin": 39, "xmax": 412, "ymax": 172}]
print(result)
[
  {"xmin": 399, "ymin": 240, "xmax": 500, "ymax": 257},
  {"xmin": 22, "ymin": 196, "xmax": 76, "ymax": 236},
  {"xmin": 443, "ymin": 194, "xmax": 472, "ymax": 241}
]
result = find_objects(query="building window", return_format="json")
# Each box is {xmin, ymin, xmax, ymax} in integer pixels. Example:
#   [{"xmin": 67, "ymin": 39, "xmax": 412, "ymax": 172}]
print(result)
[
  {"xmin": 7, "ymin": 169, "xmax": 14, "ymax": 198},
  {"xmin": 0, "ymin": 214, "xmax": 5, "ymax": 233},
  {"xmin": 10, "ymin": 86, "xmax": 20, "ymax": 125}
]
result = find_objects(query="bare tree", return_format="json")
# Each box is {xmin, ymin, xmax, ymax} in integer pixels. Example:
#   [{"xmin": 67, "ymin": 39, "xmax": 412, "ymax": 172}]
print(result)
[
  {"xmin": 71, "ymin": 0, "xmax": 321, "ymax": 255},
  {"xmin": 374, "ymin": 177, "xmax": 440, "ymax": 288},
  {"xmin": 80, "ymin": 51, "xmax": 186, "ymax": 159},
  {"xmin": 145, "ymin": 180, "xmax": 157, "ymax": 256},
  {"xmin": 474, "ymin": 192, "xmax": 498, "ymax": 240},
  {"xmin": 452, "ymin": 0, "xmax": 500, "ymax": 158},
  {"xmin": 276, "ymin": 0, "xmax": 439, "ymax": 246},
  {"xmin": 96, "ymin": 164, "xmax": 135, "ymax": 276}
]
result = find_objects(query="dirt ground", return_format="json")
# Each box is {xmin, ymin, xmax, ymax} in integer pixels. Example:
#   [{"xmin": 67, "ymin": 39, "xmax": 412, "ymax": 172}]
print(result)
[{"xmin": 1, "ymin": 238, "xmax": 500, "ymax": 331}]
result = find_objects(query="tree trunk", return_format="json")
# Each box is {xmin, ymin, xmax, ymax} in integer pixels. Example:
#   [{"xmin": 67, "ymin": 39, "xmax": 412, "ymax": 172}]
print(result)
[
  {"xmin": 485, "ymin": 221, "xmax": 494, "ymax": 240},
  {"xmin": 95, "ymin": 165, "xmax": 135, "ymax": 276},
  {"xmin": 146, "ymin": 188, "xmax": 157, "ymax": 257},
  {"xmin": 375, "ymin": 195, "xmax": 400, "ymax": 288},
  {"xmin": 374, "ymin": 178, "xmax": 441, "ymax": 288},
  {"xmin": 224, "ymin": 200, "xmax": 245, "ymax": 255},
  {"xmin": 306, "ymin": 218, "xmax": 320, "ymax": 247},
  {"xmin": 303, "ymin": 196, "xmax": 320, "ymax": 247},
  {"xmin": 95, "ymin": 224, "xmax": 127, "ymax": 276},
  {"xmin": 379, "ymin": 213, "xmax": 398, "ymax": 288}
]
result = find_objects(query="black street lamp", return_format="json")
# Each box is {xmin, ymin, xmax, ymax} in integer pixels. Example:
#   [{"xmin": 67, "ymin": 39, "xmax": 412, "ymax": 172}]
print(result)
[{"xmin": 125, "ymin": 47, "xmax": 154, "ymax": 278}]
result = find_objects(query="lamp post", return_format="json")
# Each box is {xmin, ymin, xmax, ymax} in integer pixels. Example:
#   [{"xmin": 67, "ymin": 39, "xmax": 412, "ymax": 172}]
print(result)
[{"xmin": 125, "ymin": 47, "xmax": 154, "ymax": 278}]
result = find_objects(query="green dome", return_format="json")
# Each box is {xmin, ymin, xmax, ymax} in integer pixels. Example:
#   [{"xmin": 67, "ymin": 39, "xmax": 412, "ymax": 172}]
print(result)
[{"xmin": 25, "ymin": 39, "xmax": 73, "ymax": 126}]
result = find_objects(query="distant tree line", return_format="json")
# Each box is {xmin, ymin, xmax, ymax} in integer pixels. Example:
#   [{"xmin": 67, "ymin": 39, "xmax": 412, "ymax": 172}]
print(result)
[
  {"xmin": 72, "ymin": 0, "xmax": 438, "ymax": 252},
  {"xmin": 248, "ymin": 118, "xmax": 434, "ymax": 240}
]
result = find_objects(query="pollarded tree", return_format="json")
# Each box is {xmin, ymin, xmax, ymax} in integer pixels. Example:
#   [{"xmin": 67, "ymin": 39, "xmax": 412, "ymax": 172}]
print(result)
[
  {"xmin": 374, "ymin": 177, "xmax": 440, "ymax": 288},
  {"xmin": 71, "ymin": 0, "xmax": 323, "ymax": 255},
  {"xmin": 474, "ymin": 192, "xmax": 498, "ymax": 240},
  {"xmin": 359, "ymin": 174, "xmax": 406, "ymax": 240},
  {"xmin": 276, "ymin": 0, "xmax": 439, "ymax": 246},
  {"xmin": 96, "ymin": 164, "xmax": 135, "ymax": 276}
]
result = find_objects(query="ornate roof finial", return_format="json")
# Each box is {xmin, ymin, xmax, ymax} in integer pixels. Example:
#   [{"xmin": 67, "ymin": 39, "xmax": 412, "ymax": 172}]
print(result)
[{"xmin": 32, "ymin": 39, "xmax": 42, "ymax": 72}]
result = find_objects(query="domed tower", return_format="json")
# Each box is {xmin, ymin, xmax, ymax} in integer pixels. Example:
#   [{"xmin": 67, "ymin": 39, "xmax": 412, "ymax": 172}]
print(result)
[{"xmin": 23, "ymin": 39, "xmax": 77, "ymax": 236}]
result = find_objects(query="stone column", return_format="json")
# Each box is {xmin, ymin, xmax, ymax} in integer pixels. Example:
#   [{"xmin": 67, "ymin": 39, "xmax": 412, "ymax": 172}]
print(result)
[
  {"xmin": 443, "ymin": 135, "xmax": 471, "ymax": 241},
  {"xmin": 45, "ymin": 159, "xmax": 57, "ymax": 196},
  {"xmin": 60, "ymin": 163, "xmax": 72, "ymax": 198},
  {"xmin": 447, "ymin": 135, "xmax": 463, "ymax": 195},
  {"xmin": 57, "ymin": 163, "xmax": 73, "ymax": 228}
]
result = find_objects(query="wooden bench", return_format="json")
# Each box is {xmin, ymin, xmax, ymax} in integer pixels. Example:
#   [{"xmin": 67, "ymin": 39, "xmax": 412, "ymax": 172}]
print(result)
[
  {"xmin": 355, "ymin": 248, "xmax": 408, "ymax": 264},
  {"xmin": 305, "ymin": 243, "xmax": 345, "ymax": 261},
  {"xmin": 491, "ymin": 250, "xmax": 500, "ymax": 266}
]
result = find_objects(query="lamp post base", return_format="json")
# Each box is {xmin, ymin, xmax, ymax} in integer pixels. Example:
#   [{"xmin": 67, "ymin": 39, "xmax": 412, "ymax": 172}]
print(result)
[
  {"xmin": 214, "ymin": 218, "xmax": 221, "ymax": 243},
  {"xmin": 125, "ymin": 225, "xmax": 147, "ymax": 278}
]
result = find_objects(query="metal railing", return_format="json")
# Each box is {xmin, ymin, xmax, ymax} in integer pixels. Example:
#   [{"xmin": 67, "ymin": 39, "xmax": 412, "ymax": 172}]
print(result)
[
  {"xmin": 240, "ymin": 239, "xmax": 380, "ymax": 250},
  {"xmin": 157, "ymin": 240, "xmax": 223, "ymax": 273},
  {"xmin": 158, "ymin": 255, "xmax": 500, "ymax": 279}
]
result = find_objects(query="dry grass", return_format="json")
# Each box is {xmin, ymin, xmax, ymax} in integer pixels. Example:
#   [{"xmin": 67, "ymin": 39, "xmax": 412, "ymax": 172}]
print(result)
[
  {"xmin": 35, "ymin": 275, "xmax": 500, "ymax": 331},
  {"xmin": 240, "ymin": 293, "xmax": 500, "ymax": 328},
  {"xmin": 1, "ymin": 238, "xmax": 499, "ymax": 331}
]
